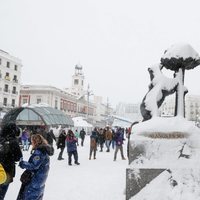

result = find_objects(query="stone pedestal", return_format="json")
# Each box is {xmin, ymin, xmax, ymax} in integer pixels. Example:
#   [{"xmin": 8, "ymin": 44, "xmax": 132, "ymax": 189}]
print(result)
[
  {"xmin": 126, "ymin": 134, "xmax": 200, "ymax": 199},
  {"xmin": 126, "ymin": 168, "xmax": 164, "ymax": 200}
]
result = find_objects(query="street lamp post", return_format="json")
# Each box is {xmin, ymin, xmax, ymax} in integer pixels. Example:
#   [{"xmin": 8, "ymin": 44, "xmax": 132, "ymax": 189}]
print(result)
[{"xmin": 86, "ymin": 84, "xmax": 93, "ymax": 122}]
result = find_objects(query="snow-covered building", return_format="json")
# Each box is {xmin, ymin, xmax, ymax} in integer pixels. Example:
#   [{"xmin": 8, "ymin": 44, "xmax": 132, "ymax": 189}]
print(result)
[
  {"xmin": 19, "ymin": 85, "xmax": 95, "ymax": 118},
  {"xmin": 0, "ymin": 49, "xmax": 22, "ymax": 111},
  {"xmin": 161, "ymin": 94, "xmax": 200, "ymax": 122},
  {"xmin": 115, "ymin": 102, "xmax": 141, "ymax": 121},
  {"xmin": 19, "ymin": 65, "xmax": 114, "ymax": 127},
  {"xmin": 93, "ymin": 96, "xmax": 113, "ymax": 127}
]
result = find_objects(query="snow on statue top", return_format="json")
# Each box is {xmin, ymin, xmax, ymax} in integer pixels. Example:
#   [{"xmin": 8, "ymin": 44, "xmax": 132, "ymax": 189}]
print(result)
[{"xmin": 134, "ymin": 43, "xmax": 200, "ymax": 139}]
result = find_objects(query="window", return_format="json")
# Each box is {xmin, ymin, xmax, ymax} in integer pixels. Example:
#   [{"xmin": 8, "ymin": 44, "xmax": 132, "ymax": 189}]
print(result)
[
  {"xmin": 13, "ymin": 75, "xmax": 18, "ymax": 82},
  {"xmin": 11, "ymin": 99, "xmax": 15, "ymax": 107},
  {"xmin": 74, "ymin": 79, "xmax": 79, "ymax": 85},
  {"xmin": 55, "ymin": 100, "xmax": 58, "ymax": 109},
  {"xmin": 22, "ymin": 99, "xmax": 28, "ymax": 104},
  {"xmin": 4, "ymin": 84, "xmax": 8, "ymax": 92},
  {"xmin": 67, "ymin": 102, "xmax": 70, "ymax": 110},
  {"xmin": 14, "ymin": 65, "xmax": 18, "ymax": 71},
  {"xmin": 12, "ymin": 86, "xmax": 16, "ymax": 94},
  {"xmin": 3, "ymin": 98, "xmax": 7, "ymax": 106},
  {"xmin": 5, "ymin": 72, "xmax": 10, "ymax": 81},
  {"xmin": 37, "ymin": 98, "xmax": 42, "ymax": 104},
  {"xmin": 6, "ymin": 62, "xmax": 10, "ymax": 68}
]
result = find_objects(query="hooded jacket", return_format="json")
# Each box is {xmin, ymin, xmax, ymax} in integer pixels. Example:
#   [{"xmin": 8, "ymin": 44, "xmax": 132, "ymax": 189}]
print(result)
[{"xmin": 18, "ymin": 144, "xmax": 53, "ymax": 200}]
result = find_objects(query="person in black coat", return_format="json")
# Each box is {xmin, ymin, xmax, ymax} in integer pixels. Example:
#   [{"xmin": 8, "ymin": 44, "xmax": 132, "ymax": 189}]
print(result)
[
  {"xmin": 98, "ymin": 128, "xmax": 105, "ymax": 152},
  {"xmin": 46, "ymin": 129, "xmax": 56, "ymax": 146},
  {"xmin": 79, "ymin": 128, "xmax": 86, "ymax": 146},
  {"xmin": 57, "ymin": 130, "xmax": 67, "ymax": 160},
  {"xmin": 0, "ymin": 122, "xmax": 22, "ymax": 200}
]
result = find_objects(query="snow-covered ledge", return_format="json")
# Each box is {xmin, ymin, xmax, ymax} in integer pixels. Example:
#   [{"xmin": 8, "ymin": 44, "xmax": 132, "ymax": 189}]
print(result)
[{"xmin": 126, "ymin": 117, "xmax": 200, "ymax": 200}]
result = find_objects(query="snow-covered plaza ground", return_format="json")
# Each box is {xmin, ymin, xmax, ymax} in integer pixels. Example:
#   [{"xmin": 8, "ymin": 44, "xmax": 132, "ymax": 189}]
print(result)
[{"xmin": 6, "ymin": 135, "xmax": 128, "ymax": 200}]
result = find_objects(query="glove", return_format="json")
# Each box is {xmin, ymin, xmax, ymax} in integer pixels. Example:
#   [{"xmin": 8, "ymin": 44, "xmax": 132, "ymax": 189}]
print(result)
[{"xmin": 19, "ymin": 161, "xmax": 25, "ymax": 169}]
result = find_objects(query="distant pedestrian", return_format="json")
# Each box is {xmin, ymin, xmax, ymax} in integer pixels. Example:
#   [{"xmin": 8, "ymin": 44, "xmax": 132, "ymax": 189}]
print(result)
[
  {"xmin": 79, "ymin": 128, "xmax": 86, "ymax": 146},
  {"xmin": 74, "ymin": 129, "xmax": 80, "ymax": 146},
  {"xmin": 98, "ymin": 128, "xmax": 105, "ymax": 152},
  {"xmin": 113, "ymin": 127, "xmax": 126, "ymax": 161},
  {"xmin": 111, "ymin": 129, "xmax": 116, "ymax": 149},
  {"xmin": 66, "ymin": 130, "xmax": 80, "ymax": 166},
  {"xmin": 21, "ymin": 129, "xmax": 29, "ymax": 151},
  {"xmin": 57, "ymin": 130, "xmax": 67, "ymax": 160},
  {"xmin": 46, "ymin": 129, "xmax": 56, "ymax": 146},
  {"xmin": 105, "ymin": 127, "xmax": 113, "ymax": 152},
  {"xmin": 89, "ymin": 128, "xmax": 98, "ymax": 160}
]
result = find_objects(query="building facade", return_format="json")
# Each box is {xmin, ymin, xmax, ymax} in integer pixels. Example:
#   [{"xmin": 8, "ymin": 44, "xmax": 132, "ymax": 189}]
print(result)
[
  {"xmin": 0, "ymin": 49, "xmax": 22, "ymax": 111},
  {"xmin": 19, "ymin": 64, "xmax": 115, "ymax": 127},
  {"xmin": 115, "ymin": 102, "xmax": 142, "ymax": 122},
  {"xmin": 161, "ymin": 94, "xmax": 200, "ymax": 122},
  {"xmin": 19, "ymin": 85, "xmax": 96, "ymax": 119}
]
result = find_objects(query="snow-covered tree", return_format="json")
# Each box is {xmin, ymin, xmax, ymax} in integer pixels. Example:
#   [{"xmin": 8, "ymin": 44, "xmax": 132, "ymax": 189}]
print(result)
[{"xmin": 161, "ymin": 43, "xmax": 200, "ymax": 117}]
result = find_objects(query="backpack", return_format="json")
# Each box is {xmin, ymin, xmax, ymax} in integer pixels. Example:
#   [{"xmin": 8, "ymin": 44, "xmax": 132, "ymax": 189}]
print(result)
[
  {"xmin": 0, "ymin": 163, "xmax": 7, "ymax": 184},
  {"xmin": 0, "ymin": 137, "xmax": 10, "ymax": 164}
]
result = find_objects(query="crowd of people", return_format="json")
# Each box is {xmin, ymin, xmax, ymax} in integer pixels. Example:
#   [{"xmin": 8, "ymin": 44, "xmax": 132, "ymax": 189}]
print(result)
[{"xmin": 0, "ymin": 122, "xmax": 131, "ymax": 200}]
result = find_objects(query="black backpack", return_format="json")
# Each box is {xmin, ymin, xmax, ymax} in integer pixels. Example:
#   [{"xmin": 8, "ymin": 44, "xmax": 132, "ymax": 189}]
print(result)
[{"xmin": 0, "ymin": 137, "xmax": 10, "ymax": 164}]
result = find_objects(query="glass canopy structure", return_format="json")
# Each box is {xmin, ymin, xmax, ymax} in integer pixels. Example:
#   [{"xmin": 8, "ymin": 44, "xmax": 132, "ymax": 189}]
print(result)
[{"xmin": 1, "ymin": 105, "xmax": 74, "ymax": 127}]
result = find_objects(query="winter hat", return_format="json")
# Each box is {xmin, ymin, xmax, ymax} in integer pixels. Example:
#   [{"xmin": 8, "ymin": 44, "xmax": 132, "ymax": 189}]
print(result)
[{"xmin": 1, "ymin": 122, "xmax": 20, "ymax": 138}]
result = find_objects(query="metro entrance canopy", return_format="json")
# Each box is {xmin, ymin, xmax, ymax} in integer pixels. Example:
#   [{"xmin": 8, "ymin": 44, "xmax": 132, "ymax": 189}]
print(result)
[{"xmin": 1, "ymin": 104, "xmax": 74, "ymax": 127}]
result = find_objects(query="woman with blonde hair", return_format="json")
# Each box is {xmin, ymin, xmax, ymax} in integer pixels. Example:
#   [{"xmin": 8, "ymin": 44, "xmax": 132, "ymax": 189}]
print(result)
[{"xmin": 17, "ymin": 134, "xmax": 54, "ymax": 200}]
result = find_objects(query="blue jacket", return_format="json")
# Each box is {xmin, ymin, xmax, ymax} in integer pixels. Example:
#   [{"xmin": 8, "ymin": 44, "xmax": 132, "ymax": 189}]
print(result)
[
  {"xmin": 90, "ymin": 131, "xmax": 98, "ymax": 142},
  {"xmin": 21, "ymin": 131, "xmax": 29, "ymax": 141},
  {"xmin": 115, "ymin": 130, "xmax": 124, "ymax": 146},
  {"xmin": 66, "ymin": 136, "xmax": 77, "ymax": 153},
  {"xmin": 19, "ymin": 144, "xmax": 53, "ymax": 200}
]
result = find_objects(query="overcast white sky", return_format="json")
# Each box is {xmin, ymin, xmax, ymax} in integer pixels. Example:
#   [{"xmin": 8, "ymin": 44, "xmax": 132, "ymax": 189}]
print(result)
[{"xmin": 1, "ymin": 0, "xmax": 200, "ymax": 107}]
